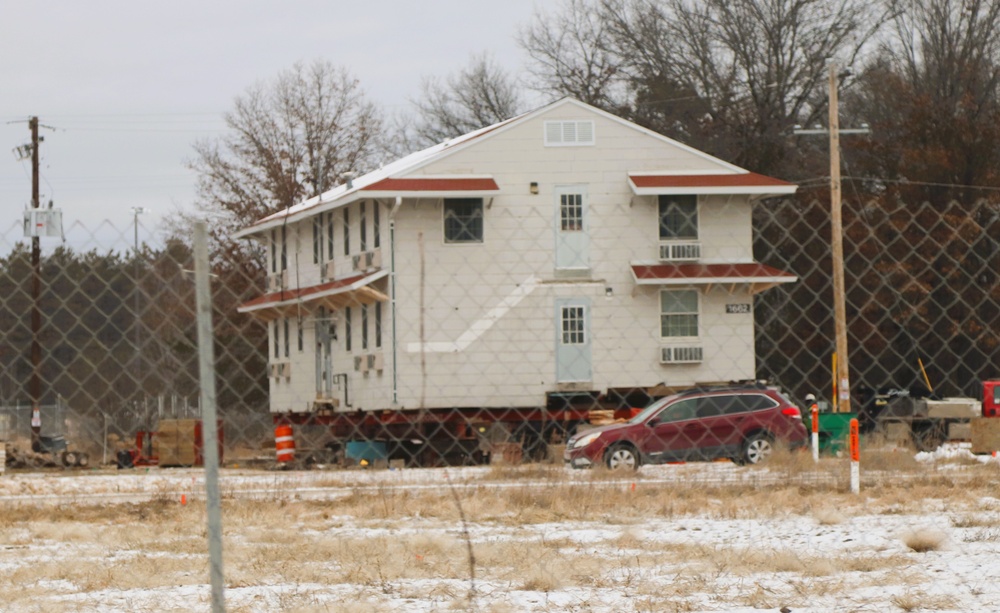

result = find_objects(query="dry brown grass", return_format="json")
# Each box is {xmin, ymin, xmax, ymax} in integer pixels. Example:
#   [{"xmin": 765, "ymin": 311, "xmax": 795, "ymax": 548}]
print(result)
[
  {"xmin": 901, "ymin": 527, "xmax": 950, "ymax": 552},
  {"xmin": 0, "ymin": 462, "xmax": 993, "ymax": 610}
]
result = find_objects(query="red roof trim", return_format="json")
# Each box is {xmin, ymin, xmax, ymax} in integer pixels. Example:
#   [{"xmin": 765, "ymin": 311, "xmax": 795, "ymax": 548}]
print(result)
[
  {"xmin": 239, "ymin": 272, "xmax": 372, "ymax": 311},
  {"xmin": 632, "ymin": 263, "xmax": 795, "ymax": 281},
  {"xmin": 364, "ymin": 177, "xmax": 499, "ymax": 192},
  {"xmin": 629, "ymin": 172, "xmax": 793, "ymax": 189}
]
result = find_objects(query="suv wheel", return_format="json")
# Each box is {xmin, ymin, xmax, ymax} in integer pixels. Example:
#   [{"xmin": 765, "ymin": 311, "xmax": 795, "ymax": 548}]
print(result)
[
  {"xmin": 740, "ymin": 433, "xmax": 773, "ymax": 465},
  {"xmin": 605, "ymin": 444, "xmax": 640, "ymax": 471}
]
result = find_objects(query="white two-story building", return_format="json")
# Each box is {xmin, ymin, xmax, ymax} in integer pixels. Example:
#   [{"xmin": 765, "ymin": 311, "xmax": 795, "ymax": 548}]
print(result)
[{"xmin": 235, "ymin": 98, "xmax": 797, "ymax": 419}]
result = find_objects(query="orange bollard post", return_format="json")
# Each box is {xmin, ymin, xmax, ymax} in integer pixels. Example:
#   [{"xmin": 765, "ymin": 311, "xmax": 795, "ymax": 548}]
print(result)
[
  {"xmin": 849, "ymin": 418, "xmax": 860, "ymax": 493},
  {"xmin": 811, "ymin": 404, "xmax": 820, "ymax": 462}
]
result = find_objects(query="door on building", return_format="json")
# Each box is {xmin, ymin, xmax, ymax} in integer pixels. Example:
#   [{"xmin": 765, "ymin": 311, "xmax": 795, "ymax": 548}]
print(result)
[
  {"xmin": 315, "ymin": 307, "xmax": 335, "ymax": 400},
  {"xmin": 555, "ymin": 298, "xmax": 592, "ymax": 383},
  {"xmin": 554, "ymin": 185, "xmax": 589, "ymax": 271}
]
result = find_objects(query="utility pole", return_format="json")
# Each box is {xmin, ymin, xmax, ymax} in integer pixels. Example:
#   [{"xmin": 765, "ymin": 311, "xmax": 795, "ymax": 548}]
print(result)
[
  {"xmin": 794, "ymin": 64, "xmax": 869, "ymax": 414},
  {"xmin": 29, "ymin": 116, "xmax": 41, "ymax": 451}
]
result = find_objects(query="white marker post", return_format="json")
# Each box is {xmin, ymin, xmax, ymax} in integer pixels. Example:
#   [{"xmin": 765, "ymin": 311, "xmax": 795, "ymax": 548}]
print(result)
[
  {"xmin": 849, "ymin": 418, "xmax": 860, "ymax": 494},
  {"xmin": 811, "ymin": 405, "xmax": 820, "ymax": 463}
]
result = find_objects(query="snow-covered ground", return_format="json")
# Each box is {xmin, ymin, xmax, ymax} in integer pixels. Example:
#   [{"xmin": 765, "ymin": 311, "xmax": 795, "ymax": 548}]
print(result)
[{"xmin": 0, "ymin": 447, "xmax": 997, "ymax": 612}]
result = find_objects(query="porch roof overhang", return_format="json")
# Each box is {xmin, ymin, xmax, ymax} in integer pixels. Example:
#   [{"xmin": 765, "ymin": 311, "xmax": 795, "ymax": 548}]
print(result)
[
  {"xmin": 631, "ymin": 262, "xmax": 797, "ymax": 295},
  {"xmin": 238, "ymin": 270, "xmax": 389, "ymax": 320},
  {"xmin": 628, "ymin": 172, "xmax": 797, "ymax": 197}
]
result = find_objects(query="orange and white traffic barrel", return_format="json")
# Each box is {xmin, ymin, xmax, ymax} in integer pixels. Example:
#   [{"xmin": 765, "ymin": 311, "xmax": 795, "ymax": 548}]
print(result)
[{"xmin": 275, "ymin": 424, "xmax": 295, "ymax": 463}]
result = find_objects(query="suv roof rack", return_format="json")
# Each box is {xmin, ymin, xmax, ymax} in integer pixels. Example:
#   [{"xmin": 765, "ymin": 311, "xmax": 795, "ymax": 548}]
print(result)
[{"xmin": 675, "ymin": 380, "xmax": 772, "ymax": 396}]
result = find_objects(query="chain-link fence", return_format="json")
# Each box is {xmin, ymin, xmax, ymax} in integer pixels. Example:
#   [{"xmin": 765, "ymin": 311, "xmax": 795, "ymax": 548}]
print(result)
[
  {"xmin": 0, "ymin": 195, "xmax": 995, "ymax": 472},
  {"xmin": 0, "ymin": 194, "xmax": 998, "ymax": 610}
]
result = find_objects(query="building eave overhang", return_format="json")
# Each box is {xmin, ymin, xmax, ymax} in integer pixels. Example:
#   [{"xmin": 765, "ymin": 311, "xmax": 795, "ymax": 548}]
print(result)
[
  {"xmin": 238, "ymin": 270, "xmax": 389, "ymax": 320},
  {"xmin": 234, "ymin": 176, "xmax": 500, "ymax": 239},
  {"xmin": 631, "ymin": 262, "xmax": 797, "ymax": 295},
  {"xmin": 628, "ymin": 172, "xmax": 798, "ymax": 197}
]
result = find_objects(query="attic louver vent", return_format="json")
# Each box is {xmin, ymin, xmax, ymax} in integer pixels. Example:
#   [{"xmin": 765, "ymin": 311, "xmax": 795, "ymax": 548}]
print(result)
[{"xmin": 545, "ymin": 120, "xmax": 595, "ymax": 147}]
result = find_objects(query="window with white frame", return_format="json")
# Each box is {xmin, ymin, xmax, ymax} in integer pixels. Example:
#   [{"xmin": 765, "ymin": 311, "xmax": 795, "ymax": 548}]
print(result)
[
  {"xmin": 660, "ymin": 290, "xmax": 699, "ymax": 338},
  {"xmin": 560, "ymin": 193, "xmax": 584, "ymax": 231},
  {"xmin": 658, "ymin": 195, "xmax": 698, "ymax": 239},
  {"xmin": 444, "ymin": 198, "xmax": 483, "ymax": 243},
  {"xmin": 561, "ymin": 306, "xmax": 586, "ymax": 345}
]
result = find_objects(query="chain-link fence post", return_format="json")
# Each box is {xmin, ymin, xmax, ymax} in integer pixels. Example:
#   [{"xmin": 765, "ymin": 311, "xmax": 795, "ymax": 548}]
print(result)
[{"xmin": 194, "ymin": 220, "xmax": 226, "ymax": 612}]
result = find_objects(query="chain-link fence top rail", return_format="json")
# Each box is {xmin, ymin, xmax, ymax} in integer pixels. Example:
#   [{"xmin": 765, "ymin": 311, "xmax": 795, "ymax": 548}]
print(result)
[{"xmin": 0, "ymin": 196, "xmax": 996, "ymax": 465}]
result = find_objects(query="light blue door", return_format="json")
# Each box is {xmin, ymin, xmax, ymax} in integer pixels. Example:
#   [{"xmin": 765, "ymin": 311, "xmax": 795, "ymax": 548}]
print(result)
[
  {"xmin": 555, "ymin": 185, "xmax": 589, "ymax": 270},
  {"xmin": 556, "ymin": 298, "xmax": 592, "ymax": 382}
]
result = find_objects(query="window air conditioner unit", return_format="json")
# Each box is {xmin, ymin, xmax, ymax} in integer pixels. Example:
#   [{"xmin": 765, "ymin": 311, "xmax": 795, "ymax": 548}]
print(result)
[
  {"xmin": 354, "ymin": 355, "xmax": 368, "ymax": 372},
  {"xmin": 351, "ymin": 254, "xmax": 364, "ymax": 272},
  {"xmin": 280, "ymin": 362, "xmax": 292, "ymax": 379},
  {"xmin": 267, "ymin": 270, "xmax": 288, "ymax": 293},
  {"xmin": 323, "ymin": 260, "xmax": 336, "ymax": 280},
  {"xmin": 269, "ymin": 363, "xmax": 281, "ymax": 378},
  {"xmin": 660, "ymin": 346, "xmax": 703, "ymax": 364},
  {"xmin": 369, "ymin": 352, "xmax": 384, "ymax": 371},
  {"xmin": 366, "ymin": 248, "xmax": 382, "ymax": 269},
  {"xmin": 659, "ymin": 241, "xmax": 701, "ymax": 262}
]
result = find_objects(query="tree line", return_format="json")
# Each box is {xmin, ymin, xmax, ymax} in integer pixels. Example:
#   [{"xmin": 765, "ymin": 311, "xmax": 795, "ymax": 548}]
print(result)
[{"xmin": 6, "ymin": 0, "xmax": 999, "ymax": 417}]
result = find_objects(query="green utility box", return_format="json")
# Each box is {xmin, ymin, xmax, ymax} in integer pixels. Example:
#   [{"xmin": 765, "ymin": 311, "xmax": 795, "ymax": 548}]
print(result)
[{"xmin": 805, "ymin": 412, "xmax": 857, "ymax": 455}]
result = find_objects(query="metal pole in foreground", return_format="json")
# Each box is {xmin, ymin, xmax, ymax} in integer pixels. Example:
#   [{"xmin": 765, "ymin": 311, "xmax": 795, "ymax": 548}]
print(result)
[{"xmin": 193, "ymin": 220, "xmax": 226, "ymax": 612}]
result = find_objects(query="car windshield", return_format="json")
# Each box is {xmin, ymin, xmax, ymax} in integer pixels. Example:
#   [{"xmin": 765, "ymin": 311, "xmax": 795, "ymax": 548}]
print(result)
[{"xmin": 628, "ymin": 395, "xmax": 677, "ymax": 424}]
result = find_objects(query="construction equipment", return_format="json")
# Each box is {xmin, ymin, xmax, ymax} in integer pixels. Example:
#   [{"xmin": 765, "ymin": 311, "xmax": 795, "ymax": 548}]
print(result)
[
  {"xmin": 810, "ymin": 379, "xmax": 1000, "ymax": 454},
  {"xmin": 6, "ymin": 435, "xmax": 89, "ymax": 469}
]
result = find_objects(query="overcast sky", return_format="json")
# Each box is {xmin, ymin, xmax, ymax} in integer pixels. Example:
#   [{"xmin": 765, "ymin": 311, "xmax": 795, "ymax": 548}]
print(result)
[{"xmin": 0, "ymin": 1, "xmax": 541, "ymax": 251}]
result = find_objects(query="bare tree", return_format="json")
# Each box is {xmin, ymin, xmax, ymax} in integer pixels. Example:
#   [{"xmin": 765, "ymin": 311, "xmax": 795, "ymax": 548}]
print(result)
[
  {"xmin": 521, "ymin": 0, "xmax": 889, "ymax": 175},
  {"xmin": 186, "ymin": 60, "xmax": 384, "ymax": 250},
  {"xmin": 405, "ymin": 53, "xmax": 525, "ymax": 148},
  {"xmin": 518, "ymin": 0, "xmax": 628, "ymax": 111},
  {"xmin": 845, "ymin": 0, "xmax": 1000, "ymax": 204}
]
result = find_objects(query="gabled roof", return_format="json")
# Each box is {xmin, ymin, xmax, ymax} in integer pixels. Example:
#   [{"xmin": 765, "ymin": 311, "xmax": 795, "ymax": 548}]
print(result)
[{"xmin": 234, "ymin": 97, "xmax": 796, "ymax": 239}]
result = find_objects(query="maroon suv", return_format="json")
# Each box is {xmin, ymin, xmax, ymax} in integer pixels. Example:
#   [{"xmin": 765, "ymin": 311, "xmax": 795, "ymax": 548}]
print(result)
[{"xmin": 564, "ymin": 384, "xmax": 808, "ymax": 470}]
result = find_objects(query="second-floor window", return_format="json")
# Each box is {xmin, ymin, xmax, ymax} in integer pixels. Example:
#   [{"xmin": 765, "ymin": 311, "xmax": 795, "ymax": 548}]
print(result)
[
  {"xmin": 444, "ymin": 198, "xmax": 483, "ymax": 243},
  {"xmin": 343, "ymin": 208, "xmax": 350, "ymax": 256},
  {"xmin": 659, "ymin": 195, "xmax": 698, "ymax": 240},
  {"xmin": 360, "ymin": 201, "xmax": 367, "ymax": 251},
  {"xmin": 313, "ymin": 217, "xmax": 322, "ymax": 264}
]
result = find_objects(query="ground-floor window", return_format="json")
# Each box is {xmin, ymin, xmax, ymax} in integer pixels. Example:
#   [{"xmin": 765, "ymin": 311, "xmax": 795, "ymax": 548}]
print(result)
[{"xmin": 660, "ymin": 289, "xmax": 699, "ymax": 338}]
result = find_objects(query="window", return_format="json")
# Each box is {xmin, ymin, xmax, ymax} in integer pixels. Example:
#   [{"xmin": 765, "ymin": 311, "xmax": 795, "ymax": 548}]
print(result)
[
  {"xmin": 326, "ymin": 212, "xmax": 334, "ymax": 260},
  {"xmin": 283, "ymin": 318, "xmax": 290, "ymax": 358},
  {"xmin": 297, "ymin": 317, "xmax": 304, "ymax": 352},
  {"xmin": 653, "ymin": 398, "xmax": 698, "ymax": 424},
  {"xmin": 345, "ymin": 307, "xmax": 352, "ymax": 352},
  {"xmin": 561, "ymin": 306, "xmax": 586, "ymax": 345},
  {"xmin": 361, "ymin": 304, "xmax": 369, "ymax": 350},
  {"xmin": 273, "ymin": 320, "xmax": 279, "ymax": 358},
  {"xmin": 444, "ymin": 198, "xmax": 483, "ymax": 243},
  {"xmin": 343, "ymin": 208, "xmax": 350, "ymax": 256},
  {"xmin": 661, "ymin": 290, "xmax": 699, "ymax": 338},
  {"xmin": 544, "ymin": 120, "xmax": 595, "ymax": 146},
  {"xmin": 560, "ymin": 193, "xmax": 584, "ymax": 231},
  {"xmin": 280, "ymin": 225, "xmax": 288, "ymax": 270},
  {"xmin": 375, "ymin": 302, "xmax": 382, "ymax": 348},
  {"xmin": 270, "ymin": 229, "xmax": 277, "ymax": 273},
  {"xmin": 659, "ymin": 195, "xmax": 698, "ymax": 240},
  {"xmin": 360, "ymin": 201, "xmax": 367, "ymax": 251},
  {"xmin": 373, "ymin": 202, "xmax": 381, "ymax": 249},
  {"xmin": 312, "ymin": 217, "xmax": 322, "ymax": 264}
]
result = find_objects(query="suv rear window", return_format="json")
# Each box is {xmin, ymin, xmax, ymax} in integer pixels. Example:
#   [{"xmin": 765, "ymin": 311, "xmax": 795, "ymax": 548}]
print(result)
[{"xmin": 695, "ymin": 393, "xmax": 778, "ymax": 417}]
